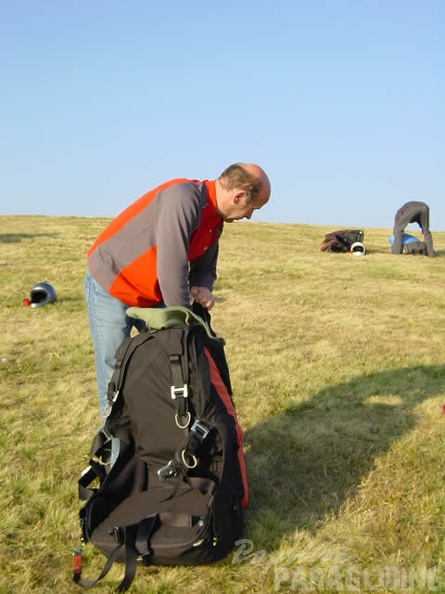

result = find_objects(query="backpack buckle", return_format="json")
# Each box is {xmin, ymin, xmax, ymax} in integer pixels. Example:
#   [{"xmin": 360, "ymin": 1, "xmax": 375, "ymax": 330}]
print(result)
[
  {"xmin": 157, "ymin": 460, "xmax": 179, "ymax": 482},
  {"xmin": 190, "ymin": 420, "xmax": 210, "ymax": 441},
  {"xmin": 171, "ymin": 384, "xmax": 190, "ymax": 428},
  {"xmin": 170, "ymin": 384, "xmax": 188, "ymax": 399},
  {"xmin": 179, "ymin": 420, "xmax": 211, "ymax": 469},
  {"xmin": 111, "ymin": 526, "xmax": 123, "ymax": 544}
]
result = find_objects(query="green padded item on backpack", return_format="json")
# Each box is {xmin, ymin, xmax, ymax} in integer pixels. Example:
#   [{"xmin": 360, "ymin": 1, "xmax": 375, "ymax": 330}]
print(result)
[{"xmin": 126, "ymin": 305, "xmax": 217, "ymax": 339}]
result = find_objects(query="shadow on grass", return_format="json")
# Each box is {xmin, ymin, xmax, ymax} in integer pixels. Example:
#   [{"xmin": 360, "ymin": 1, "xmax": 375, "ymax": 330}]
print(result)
[
  {"xmin": 0, "ymin": 233, "xmax": 59, "ymax": 243},
  {"xmin": 244, "ymin": 364, "xmax": 445, "ymax": 538}
]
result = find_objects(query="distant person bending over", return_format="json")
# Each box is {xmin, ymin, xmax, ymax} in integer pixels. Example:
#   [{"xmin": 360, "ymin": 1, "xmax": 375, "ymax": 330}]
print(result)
[
  {"xmin": 84, "ymin": 163, "xmax": 271, "ymax": 420},
  {"xmin": 391, "ymin": 201, "xmax": 435, "ymax": 257}
]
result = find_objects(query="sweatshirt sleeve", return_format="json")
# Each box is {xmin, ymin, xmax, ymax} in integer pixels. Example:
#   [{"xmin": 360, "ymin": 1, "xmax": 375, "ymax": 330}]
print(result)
[
  {"xmin": 155, "ymin": 183, "xmax": 203, "ymax": 307},
  {"xmin": 189, "ymin": 236, "xmax": 219, "ymax": 290}
]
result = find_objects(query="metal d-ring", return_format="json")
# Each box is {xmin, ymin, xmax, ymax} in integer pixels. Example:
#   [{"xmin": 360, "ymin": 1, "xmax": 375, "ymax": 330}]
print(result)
[
  {"xmin": 175, "ymin": 412, "xmax": 191, "ymax": 429},
  {"xmin": 181, "ymin": 449, "xmax": 198, "ymax": 469}
]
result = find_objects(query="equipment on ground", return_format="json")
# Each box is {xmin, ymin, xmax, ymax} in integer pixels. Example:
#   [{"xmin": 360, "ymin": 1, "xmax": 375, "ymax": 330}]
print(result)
[
  {"xmin": 29, "ymin": 282, "xmax": 57, "ymax": 308},
  {"xmin": 389, "ymin": 233, "xmax": 428, "ymax": 255},
  {"xmin": 75, "ymin": 304, "xmax": 248, "ymax": 592},
  {"xmin": 320, "ymin": 229, "xmax": 365, "ymax": 254},
  {"xmin": 350, "ymin": 241, "xmax": 366, "ymax": 256}
]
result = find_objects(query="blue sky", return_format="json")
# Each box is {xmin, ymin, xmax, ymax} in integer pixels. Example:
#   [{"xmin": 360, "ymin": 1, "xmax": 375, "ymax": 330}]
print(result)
[{"xmin": 1, "ymin": 1, "xmax": 444, "ymax": 230}]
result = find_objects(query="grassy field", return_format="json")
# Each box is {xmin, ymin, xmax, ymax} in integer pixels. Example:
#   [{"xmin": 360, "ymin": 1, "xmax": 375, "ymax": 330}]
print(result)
[{"xmin": 1, "ymin": 215, "xmax": 444, "ymax": 594}]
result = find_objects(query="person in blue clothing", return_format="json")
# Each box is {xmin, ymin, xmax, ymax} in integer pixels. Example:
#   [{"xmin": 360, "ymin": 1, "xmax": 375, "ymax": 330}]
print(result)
[{"xmin": 391, "ymin": 201, "xmax": 435, "ymax": 257}]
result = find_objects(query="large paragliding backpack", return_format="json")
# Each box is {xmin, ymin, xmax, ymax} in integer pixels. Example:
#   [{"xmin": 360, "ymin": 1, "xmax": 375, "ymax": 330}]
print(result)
[
  {"xmin": 320, "ymin": 229, "xmax": 364, "ymax": 253},
  {"xmin": 75, "ymin": 305, "xmax": 248, "ymax": 592}
]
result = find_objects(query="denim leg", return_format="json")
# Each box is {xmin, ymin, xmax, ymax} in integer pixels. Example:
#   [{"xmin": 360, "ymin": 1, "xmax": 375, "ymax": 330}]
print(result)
[{"xmin": 84, "ymin": 270, "xmax": 143, "ymax": 420}]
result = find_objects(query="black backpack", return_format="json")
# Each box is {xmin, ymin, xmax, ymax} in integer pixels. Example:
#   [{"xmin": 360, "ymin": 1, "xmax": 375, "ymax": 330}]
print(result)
[
  {"xmin": 320, "ymin": 229, "xmax": 364, "ymax": 253},
  {"xmin": 75, "ymin": 305, "xmax": 248, "ymax": 591}
]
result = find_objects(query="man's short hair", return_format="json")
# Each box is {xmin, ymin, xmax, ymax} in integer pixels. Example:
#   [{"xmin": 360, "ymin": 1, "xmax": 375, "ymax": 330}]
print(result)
[{"xmin": 218, "ymin": 163, "xmax": 262, "ymax": 203}]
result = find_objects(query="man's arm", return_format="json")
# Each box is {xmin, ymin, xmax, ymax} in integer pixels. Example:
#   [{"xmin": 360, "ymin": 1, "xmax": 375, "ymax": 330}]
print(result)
[
  {"xmin": 189, "ymin": 241, "xmax": 219, "ymax": 309},
  {"xmin": 155, "ymin": 184, "xmax": 202, "ymax": 306}
]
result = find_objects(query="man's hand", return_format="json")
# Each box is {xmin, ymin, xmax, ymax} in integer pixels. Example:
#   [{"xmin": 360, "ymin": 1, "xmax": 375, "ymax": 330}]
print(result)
[{"xmin": 190, "ymin": 286, "xmax": 215, "ymax": 310}]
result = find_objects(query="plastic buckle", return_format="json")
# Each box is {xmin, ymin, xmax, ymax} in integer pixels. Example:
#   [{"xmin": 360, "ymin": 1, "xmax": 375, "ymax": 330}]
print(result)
[
  {"xmin": 107, "ymin": 382, "xmax": 120, "ymax": 404},
  {"xmin": 111, "ymin": 526, "xmax": 123, "ymax": 544},
  {"xmin": 110, "ymin": 389, "xmax": 120, "ymax": 404},
  {"xmin": 170, "ymin": 384, "xmax": 188, "ymax": 400},
  {"xmin": 140, "ymin": 549, "xmax": 154, "ymax": 566},
  {"xmin": 190, "ymin": 420, "xmax": 210, "ymax": 441}
]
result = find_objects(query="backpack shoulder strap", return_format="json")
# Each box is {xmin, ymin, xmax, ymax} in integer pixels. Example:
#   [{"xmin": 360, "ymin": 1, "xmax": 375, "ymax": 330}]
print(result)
[{"xmin": 105, "ymin": 331, "xmax": 154, "ymax": 416}]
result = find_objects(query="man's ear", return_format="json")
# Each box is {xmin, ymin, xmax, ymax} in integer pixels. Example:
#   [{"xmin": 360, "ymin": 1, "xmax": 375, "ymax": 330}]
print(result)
[{"xmin": 233, "ymin": 190, "xmax": 246, "ymax": 204}]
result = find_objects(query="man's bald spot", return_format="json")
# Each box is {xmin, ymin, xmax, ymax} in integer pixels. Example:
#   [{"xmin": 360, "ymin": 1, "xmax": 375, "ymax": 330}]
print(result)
[{"xmin": 241, "ymin": 163, "xmax": 271, "ymax": 205}]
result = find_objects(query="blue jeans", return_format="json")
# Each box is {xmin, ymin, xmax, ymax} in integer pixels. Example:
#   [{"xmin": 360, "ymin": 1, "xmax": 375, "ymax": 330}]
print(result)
[{"xmin": 84, "ymin": 270, "xmax": 148, "ymax": 421}]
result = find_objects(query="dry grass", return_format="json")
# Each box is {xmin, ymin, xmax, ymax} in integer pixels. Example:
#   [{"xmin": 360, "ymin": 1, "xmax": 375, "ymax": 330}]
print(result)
[{"xmin": 1, "ymin": 216, "xmax": 444, "ymax": 593}]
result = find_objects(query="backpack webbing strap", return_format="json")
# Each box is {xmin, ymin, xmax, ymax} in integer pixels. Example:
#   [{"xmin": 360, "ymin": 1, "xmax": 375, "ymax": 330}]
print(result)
[
  {"xmin": 78, "ymin": 436, "xmax": 113, "ymax": 501},
  {"xmin": 76, "ymin": 517, "xmax": 159, "ymax": 592},
  {"xmin": 115, "ymin": 518, "xmax": 159, "ymax": 592},
  {"xmin": 78, "ymin": 465, "xmax": 99, "ymax": 501},
  {"xmin": 157, "ymin": 419, "xmax": 212, "ymax": 482},
  {"xmin": 106, "ymin": 332, "xmax": 154, "ymax": 416},
  {"xmin": 114, "ymin": 524, "xmax": 140, "ymax": 593},
  {"xmin": 134, "ymin": 515, "xmax": 159, "ymax": 559},
  {"xmin": 179, "ymin": 419, "xmax": 211, "ymax": 467},
  {"xmin": 75, "ymin": 541, "xmax": 123, "ymax": 589},
  {"xmin": 166, "ymin": 328, "xmax": 190, "ymax": 428}
]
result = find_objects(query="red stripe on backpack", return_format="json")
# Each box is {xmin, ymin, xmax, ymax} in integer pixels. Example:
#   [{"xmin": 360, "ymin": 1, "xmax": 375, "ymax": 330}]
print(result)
[{"xmin": 204, "ymin": 347, "xmax": 249, "ymax": 509}]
